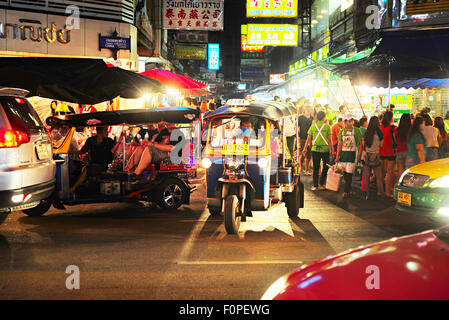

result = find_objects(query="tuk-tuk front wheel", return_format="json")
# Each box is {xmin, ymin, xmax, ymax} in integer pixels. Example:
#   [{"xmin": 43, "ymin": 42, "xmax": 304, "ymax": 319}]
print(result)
[
  {"xmin": 224, "ymin": 195, "xmax": 241, "ymax": 235},
  {"xmin": 156, "ymin": 179, "xmax": 186, "ymax": 210},
  {"xmin": 284, "ymin": 184, "xmax": 301, "ymax": 218}
]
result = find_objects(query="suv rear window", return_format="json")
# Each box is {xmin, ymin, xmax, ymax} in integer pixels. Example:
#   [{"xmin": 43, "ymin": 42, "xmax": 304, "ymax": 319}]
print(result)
[{"xmin": 0, "ymin": 97, "xmax": 45, "ymax": 132}]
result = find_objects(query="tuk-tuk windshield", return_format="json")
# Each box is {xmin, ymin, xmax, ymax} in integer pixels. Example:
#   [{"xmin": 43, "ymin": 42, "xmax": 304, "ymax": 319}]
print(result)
[{"xmin": 208, "ymin": 116, "xmax": 267, "ymax": 150}]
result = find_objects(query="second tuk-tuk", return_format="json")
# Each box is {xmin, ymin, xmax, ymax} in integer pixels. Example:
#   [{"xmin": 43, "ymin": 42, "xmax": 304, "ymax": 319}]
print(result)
[
  {"xmin": 202, "ymin": 99, "xmax": 304, "ymax": 234},
  {"xmin": 38, "ymin": 107, "xmax": 202, "ymax": 216}
]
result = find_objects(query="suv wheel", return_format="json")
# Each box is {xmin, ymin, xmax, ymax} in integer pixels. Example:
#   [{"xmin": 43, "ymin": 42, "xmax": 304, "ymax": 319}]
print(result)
[{"xmin": 22, "ymin": 197, "xmax": 52, "ymax": 217}]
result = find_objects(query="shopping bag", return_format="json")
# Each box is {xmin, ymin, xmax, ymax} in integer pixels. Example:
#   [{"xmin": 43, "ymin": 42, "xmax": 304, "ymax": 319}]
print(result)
[
  {"xmin": 326, "ymin": 168, "xmax": 343, "ymax": 192},
  {"xmin": 353, "ymin": 165, "xmax": 363, "ymax": 181}
]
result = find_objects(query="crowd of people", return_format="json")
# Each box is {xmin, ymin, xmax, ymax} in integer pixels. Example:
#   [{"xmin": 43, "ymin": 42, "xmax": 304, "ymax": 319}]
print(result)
[
  {"xmin": 282, "ymin": 97, "xmax": 449, "ymax": 201},
  {"xmin": 51, "ymin": 95, "xmax": 449, "ymax": 200}
]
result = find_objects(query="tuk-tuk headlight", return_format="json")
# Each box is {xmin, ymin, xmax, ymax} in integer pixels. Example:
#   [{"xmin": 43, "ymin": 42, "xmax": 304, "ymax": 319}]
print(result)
[
  {"xmin": 202, "ymin": 158, "xmax": 212, "ymax": 169},
  {"xmin": 429, "ymin": 175, "xmax": 449, "ymax": 189},
  {"xmin": 257, "ymin": 158, "xmax": 269, "ymax": 168}
]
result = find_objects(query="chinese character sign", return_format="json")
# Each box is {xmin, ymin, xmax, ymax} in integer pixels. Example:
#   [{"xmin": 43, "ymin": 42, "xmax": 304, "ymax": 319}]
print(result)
[
  {"xmin": 208, "ymin": 43, "xmax": 220, "ymax": 70},
  {"xmin": 247, "ymin": 24, "xmax": 298, "ymax": 47},
  {"xmin": 163, "ymin": 0, "xmax": 224, "ymax": 31},
  {"xmin": 247, "ymin": 0, "xmax": 298, "ymax": 18}
]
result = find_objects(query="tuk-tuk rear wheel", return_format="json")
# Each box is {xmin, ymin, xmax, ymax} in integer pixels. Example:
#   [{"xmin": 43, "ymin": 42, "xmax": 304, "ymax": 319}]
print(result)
[
  {"xmin": 156, "ymin": 179, "xmax": 186, "ymax": 210},
  {"xmin": 224, "ymin": 195, "xmax": 241, "ymax": 234}
]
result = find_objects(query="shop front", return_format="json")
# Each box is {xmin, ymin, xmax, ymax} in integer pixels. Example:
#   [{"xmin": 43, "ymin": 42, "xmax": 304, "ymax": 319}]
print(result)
[{"xmin": 0, "ymin": 8, "xmax": 139, "ymax": 118}]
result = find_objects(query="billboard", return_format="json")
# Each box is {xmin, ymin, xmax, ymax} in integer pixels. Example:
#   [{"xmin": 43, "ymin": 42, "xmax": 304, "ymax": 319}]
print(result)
[
  {"xmin": 247, "ymin": 24, "xmax": 298, "ymax": 46},
  {"xmin": 163, "ymin": 0, "xmax": 224, "ymax": 31},
  {"xmin": 246, "ymin": 0, "xmax": 298, "ymax": 18},
  {"xmin": 241, "ymin": 35, "xmax": 265, "ymax": 52},
  {"xmin": 176, "ymin": 44, "xmax": 207, "ymax": 60},
  {"xmin": 241, "ymin": 67, "xmax": 266, "ymax": 79},
  {"xmin": 208, "ymin": 43, "xmax": 220, "ymax": 70},
  {"xmin": 241, "ymin": 58, "xmax": 265, "ymax": 67},
  {"xmin": 241, "ymin": 25, "xmax": 264, "ymax": 52},
  {"xmin": 176, "ymin": 31, "xmax": 208, "ymax": 43},
  {"xmin": 270, "ymin": 74, "xmax": 285, "ymax": 84}
]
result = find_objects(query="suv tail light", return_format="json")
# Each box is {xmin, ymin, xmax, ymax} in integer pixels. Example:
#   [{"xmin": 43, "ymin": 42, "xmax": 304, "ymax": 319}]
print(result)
[{"xmin": 0, "ymin": 130, "xmax": 30, "ymax": 148}]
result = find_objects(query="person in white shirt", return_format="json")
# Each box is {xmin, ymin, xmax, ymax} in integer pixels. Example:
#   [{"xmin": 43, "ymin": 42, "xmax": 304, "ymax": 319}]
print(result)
[{"xmin": 422, "ymin": 114, "xmax": 440, "ymax": 161}]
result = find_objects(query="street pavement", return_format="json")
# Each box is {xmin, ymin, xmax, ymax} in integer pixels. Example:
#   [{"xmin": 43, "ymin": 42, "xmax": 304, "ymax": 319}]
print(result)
[{"xmin": 0, "ymin": 174, "xmax": 445, "ymax": 300}]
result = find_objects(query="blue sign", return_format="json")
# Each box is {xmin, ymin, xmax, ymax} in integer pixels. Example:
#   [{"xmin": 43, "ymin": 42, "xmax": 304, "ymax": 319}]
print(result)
[
  {"xmin": 237, "ymin": 83, "xmax": 247, "ymax": 90},
  {"xmin": 99, "ymin": 36, "xmax": 131, "ymax": 50},
  {"xmin": 208, "ymin": 43, "xmax": 220, "ymax": 71}
]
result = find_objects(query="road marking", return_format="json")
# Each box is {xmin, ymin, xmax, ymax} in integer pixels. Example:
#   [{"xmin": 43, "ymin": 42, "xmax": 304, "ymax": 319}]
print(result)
[
  {"xmin": 175, "ymin": 208, "xmax": 210, "ymax": 263},
  {"xmin": 177, "ymin": 260, "xmax": 303, "ymax": 265}
]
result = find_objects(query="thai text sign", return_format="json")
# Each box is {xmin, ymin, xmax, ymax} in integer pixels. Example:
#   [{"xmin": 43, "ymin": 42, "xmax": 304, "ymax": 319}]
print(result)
[
  {"xmin": 247, "ymin": 24, "xmax": 298, "ymax": 46},
  {"xmin": 163, "ymin": 0, "xmax": 224, "ymax": 31},
  {"xmin": 247, "ymin": 0, "xmax": 298, "ymax": 18}
]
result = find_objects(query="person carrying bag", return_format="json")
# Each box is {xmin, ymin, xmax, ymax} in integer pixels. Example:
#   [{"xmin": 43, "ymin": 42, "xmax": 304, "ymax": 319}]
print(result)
[{"xmin": 360, "ymin": 116, "xmax": 385, "ymax": 200}]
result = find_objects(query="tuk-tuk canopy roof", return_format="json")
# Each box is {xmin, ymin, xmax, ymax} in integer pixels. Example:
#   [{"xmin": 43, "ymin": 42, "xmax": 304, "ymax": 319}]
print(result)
[
  {"xmin": 204, "ymin": 101, "xmax": 297, "ymax": 121},
  {"xmin": 46, "ymin": 107, "xmax": 201, "ymax": 128}
]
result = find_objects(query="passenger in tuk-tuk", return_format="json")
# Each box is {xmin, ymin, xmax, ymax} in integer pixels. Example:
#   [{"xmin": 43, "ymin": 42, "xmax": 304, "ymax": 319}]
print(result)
[
  {"xmin": 69, "ymin": 126, "xmax": 124, "ymax": 194},
  {"xmin": 125, "ymin": 124, "xmax": 159, "ymax": 171},
  {"xmin": 133, "ymin": 128, "xmax": 176, "ymax": 176}
]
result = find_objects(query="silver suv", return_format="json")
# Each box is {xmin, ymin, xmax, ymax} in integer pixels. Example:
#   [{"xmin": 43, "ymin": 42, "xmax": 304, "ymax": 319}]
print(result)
[{"xmin": 0, "ymin": 88, "xmax": 55, "ymax": 219}]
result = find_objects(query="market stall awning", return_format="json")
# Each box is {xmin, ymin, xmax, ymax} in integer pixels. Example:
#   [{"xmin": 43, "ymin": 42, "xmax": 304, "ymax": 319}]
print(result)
[
  {"xmin": 0, "ymin": 58, "xmax": 166, "ymax": 104},
  {"xmin": 140, "ymin": 69, "xmax": 209, "ymax": 96},
  {"xmin": 332, "ymin": 29, "xmax": 449, "ymax": 87},
  {"xmin": 394, "ymin": 78, "xmax": 449, "ymax": 89}
]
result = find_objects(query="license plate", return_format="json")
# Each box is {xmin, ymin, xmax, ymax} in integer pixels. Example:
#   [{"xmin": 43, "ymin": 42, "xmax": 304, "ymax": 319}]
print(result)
[
  {"xmin": 222, "ymin": 144, "xmax": 249, "ymax": 155},
  {"xmin": 101, "ymin": 182, "xmax": 121, "ymax": 195},
  {"xmin": 398, "ymin": 192, "xmax": 411, "ymax": 206},
  {"xmin": 35, "ymin": 144, "xmax": 50, "ymax": 160}
]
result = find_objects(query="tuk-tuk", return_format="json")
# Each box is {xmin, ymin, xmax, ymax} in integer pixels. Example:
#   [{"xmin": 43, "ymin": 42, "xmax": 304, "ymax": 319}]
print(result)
[
  {"xmin": 40, "ymin": 107, "xmax": 202, "ymax": 214},
  {"xmin": 202, "ymin": 99, "xmax": 304, "ymax": 234}
]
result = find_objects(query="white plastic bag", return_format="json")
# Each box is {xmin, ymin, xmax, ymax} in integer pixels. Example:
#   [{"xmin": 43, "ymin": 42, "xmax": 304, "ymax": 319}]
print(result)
[{"xmin": 326, "ymin": 167, "xmax": 343, "ymax": 192}]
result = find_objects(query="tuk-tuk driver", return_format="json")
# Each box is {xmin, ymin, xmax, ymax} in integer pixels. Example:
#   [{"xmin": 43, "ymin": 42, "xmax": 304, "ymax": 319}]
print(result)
[{"xmin": 69, "ymin": 126, "xmax": 124, "ymax": 194}]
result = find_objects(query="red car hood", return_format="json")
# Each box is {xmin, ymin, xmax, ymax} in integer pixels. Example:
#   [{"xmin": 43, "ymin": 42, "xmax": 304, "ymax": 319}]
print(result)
[{"xmin": 273, "ymin": 229, "xmax": 449, "ymax": 300}]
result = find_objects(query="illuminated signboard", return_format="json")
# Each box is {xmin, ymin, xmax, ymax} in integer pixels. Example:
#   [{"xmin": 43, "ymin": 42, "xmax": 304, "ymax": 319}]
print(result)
[
  {"xmin": 237, "ymin": 83, "xmax": 247, "ymax": 90},
  {"xmin": 163, "ymin": 0, "xmax": 224, "ymax": 31},
  {"xmin": 246, "ymin": 0, "xmax": 298, "ymax": 18},
  {"xmin": 247, "ymin": 24, "xmax": 298, "ymax": 47},
  {"xmin": 241, "ymin": 35, "xmax": 265, "ymax": 52},
  {"xmin": 208, "ymin": 43, "xmax": 220, "ymax": 70},
  {"xmin": 270, "ymin": 74, "xmax": 285, "ymax": 84},
  {"xmin": 241, "ymin": 25, "xmax": 264, "ymax": 52}
]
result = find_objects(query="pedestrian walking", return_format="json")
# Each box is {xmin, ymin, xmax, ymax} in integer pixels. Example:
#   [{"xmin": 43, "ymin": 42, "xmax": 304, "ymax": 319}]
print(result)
[
  {"xmin": 331, "ymin": 117, "xmax": 344, "ymax": 159},
  {"xmin": 361, "ymin": 116, "xmax": 384, "ymax": 200},
  {"xmin": 444, "ymin": 111, "xmax": 449, "ymax": 133},
  {"xmin": 359, "ymin": 117, "xmax": 368, "ymax": 137},
  {"xmin": 379, "ymin": 111, "xmax": 396, "ymax": 199},
  {"xmin": 298, "ymin": 105, "xmax": 314, "ymax": 175},
  {"xmin": 434, "ymin": 116, "xmax": 449, "ymax": 158},
  {"xmin": 324, "ymin": 104, "xmax": 335, "ymax": 125},
  {"xmin": 395, "ymin": 113, "xmax": 412, "ymax": 182},
  {"xmin": 422, "ymin": 114, "xmax": 440, "ymax": 161},
  {"xmin": 406, "ymin": 116, "xmax": 427, "ymax": 169},
  {"xmin": 303, "ymin": 111, "xmax": 332, "ymax": 191},
  {"xmin": 335, "ymin": 113, "xmax": 363, "ymax": 198}
]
